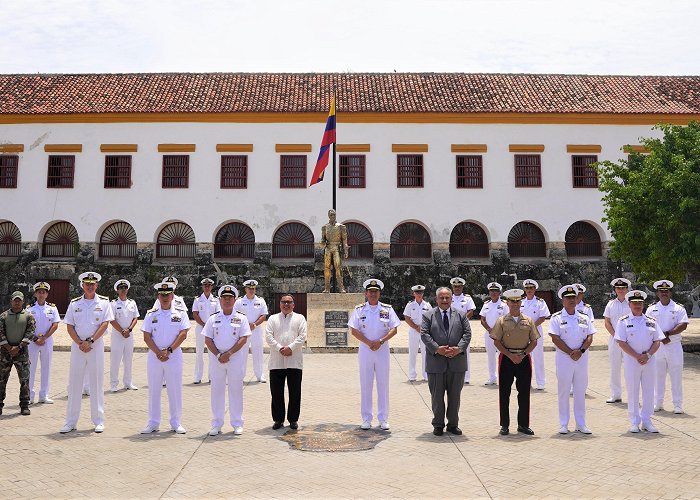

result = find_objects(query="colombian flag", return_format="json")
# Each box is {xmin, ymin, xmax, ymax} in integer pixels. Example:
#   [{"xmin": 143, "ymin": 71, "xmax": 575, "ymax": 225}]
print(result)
[{"xmin": 309, "ymin": 97, "xmax": 336, "ymax": 186}]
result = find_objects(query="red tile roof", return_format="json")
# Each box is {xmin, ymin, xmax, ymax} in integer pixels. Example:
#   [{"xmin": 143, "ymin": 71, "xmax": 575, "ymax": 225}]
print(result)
[{"xmin": 1, "ymin": 73, "xmax": 699, "ymax": 115}]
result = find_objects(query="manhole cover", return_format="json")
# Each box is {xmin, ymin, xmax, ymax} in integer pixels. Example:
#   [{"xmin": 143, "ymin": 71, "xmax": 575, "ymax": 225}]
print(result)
[{"xmin": 278, "ymin": 423, "xmax": 390, "ymax": 452}]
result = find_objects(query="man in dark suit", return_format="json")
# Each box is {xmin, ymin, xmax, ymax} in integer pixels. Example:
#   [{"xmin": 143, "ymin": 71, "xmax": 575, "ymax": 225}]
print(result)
[{"xmin": 421, "ymin": 287, "xmax": 472, "ymax": 436}]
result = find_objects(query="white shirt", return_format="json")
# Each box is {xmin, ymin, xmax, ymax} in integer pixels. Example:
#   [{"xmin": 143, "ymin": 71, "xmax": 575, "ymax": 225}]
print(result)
[
  {"xmin": 403, "ymin": 299, "xmax": 432, "ymax": 331},
  {"xmin": 202, "ymin": 310, "xmax": 251, "ymax": 352},
  {"xmin": 191, "ymin": 293, "xmax": 221, "ymax": 327},
  {"xmin": 452, "ymin": 294, "xmax": 476, "ymax": 315},
  {"xmin": 614, "ymin": 313, "xmax": 665, "ymax": 354},
  {"xmin": 110, "ymin": 298, "xmax": 140, "ymax": 331},
  {"xmin": 576, "ymin": 301, "xmax": 595, "ymax": 322},
  {"xmin": 152, "ymin": 295, "xmax": 187, "ymax": 313},
  {"xmin": 479, "ymin": 299, "xmax": 507, "ymax": 330},
  {"xmin": 64, "ymin": 294, "xmax": 115, "ymax": 340},
  {"xmin": 265, "ymin": 311, "xmax": 308, "ymax": 370},
  {"xmin": 645, "ymin": 300, "xmax": 689, "ymax": 344},
  {"xmin": 604, "ymin": 298, "xmax": 631, "ymax": 326},
  {"xmin": 141, "ymin": 307, "xmax": 191, "ymax": 350},
  {"xmin": 348, "ymin": 302, "xmax": 401, "ymax": 344},
  {"xmin": 548, "ymin": 309, "xmax": 595, "ymax": 350},
  {"xmin": 520, "ymin": 296, "xmax": 551, "ymax": 333},
  {"xmin": 234, "ymin": 295, "xmax": 269, "ymax": 329},
  {"xmin": 27, "ymin": 301, "xmax": 60, "ymax": 336}
]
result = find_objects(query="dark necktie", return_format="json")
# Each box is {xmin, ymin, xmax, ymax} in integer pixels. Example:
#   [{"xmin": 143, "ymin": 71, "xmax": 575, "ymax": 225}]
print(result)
[{"xmin": 443, "ymin": 310, "xmax": 449, "ymax": 331}]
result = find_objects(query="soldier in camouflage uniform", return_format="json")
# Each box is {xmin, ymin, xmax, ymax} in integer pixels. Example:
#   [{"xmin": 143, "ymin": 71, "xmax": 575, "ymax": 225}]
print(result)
[{"xmin": 0, "ymin": 291, "xmax": 36, "ymax": 415}]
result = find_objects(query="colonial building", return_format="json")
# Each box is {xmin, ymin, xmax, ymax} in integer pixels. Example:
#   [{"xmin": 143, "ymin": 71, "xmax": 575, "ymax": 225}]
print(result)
[{"xmin": 1, "ymin": 73, "xmax": 699, "ymax": 315}]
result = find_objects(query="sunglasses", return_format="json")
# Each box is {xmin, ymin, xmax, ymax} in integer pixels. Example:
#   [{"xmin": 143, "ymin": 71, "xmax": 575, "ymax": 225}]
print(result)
[{"xmin": 281, "ymin": 300, "xmax": 294, "ymax": 305}]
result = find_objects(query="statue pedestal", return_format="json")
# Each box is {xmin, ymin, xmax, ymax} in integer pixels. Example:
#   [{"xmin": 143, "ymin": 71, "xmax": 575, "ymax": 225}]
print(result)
[{"xmin": 307, "ymin": 293, "xmax": 365, "ymax": 348}]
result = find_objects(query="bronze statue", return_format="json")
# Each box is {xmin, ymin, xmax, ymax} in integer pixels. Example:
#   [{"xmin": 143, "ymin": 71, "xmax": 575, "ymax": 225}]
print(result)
[{"xmin": 321, "ymin": 209, "xmax": 349, "ymax": 293}]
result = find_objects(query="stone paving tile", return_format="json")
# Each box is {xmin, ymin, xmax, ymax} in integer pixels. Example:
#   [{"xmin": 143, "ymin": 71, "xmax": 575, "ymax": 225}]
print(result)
[{"xmin": 0, "ymin": 347, "xmax": 698, "ymax": 498}]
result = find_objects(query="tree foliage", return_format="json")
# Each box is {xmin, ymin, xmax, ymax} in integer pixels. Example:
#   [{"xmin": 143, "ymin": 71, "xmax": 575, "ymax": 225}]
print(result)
[{"xmin": 596, "ymin": 121, "xmax": 700, "ymax": 283}]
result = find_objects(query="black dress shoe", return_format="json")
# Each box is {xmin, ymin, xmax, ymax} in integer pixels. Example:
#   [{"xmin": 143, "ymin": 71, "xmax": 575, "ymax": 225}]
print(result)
[
  {"xmin": 433, "ymin": 427, "xmax": 444, "ymax": 436},
  {"xmin": 517, "ymin": 426, "xmax": 534, "ymax": 435},
  {"xmin": 499, "ymin": 426, "xmax": 509, "ymax": 435},
  {"xmin": 20, "ymin": 407, "xmax": 30, "ymax": 416},
  {"xmin": 446, "ymin": 426, "xmax": 462, "ymax": 435},
  {"xmin": 272, "ymin": 422, "xmax": 283, "ymax": 430},
  {"xmin": 289, "ymin": 422, "xmax": 298, "ymax": 430}
]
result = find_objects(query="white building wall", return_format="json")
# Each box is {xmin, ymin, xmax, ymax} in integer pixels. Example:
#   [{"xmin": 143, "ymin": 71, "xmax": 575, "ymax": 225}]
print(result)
[{"xmin": 0, "ymin": 121, "xmax": 662, "ymax": 245}]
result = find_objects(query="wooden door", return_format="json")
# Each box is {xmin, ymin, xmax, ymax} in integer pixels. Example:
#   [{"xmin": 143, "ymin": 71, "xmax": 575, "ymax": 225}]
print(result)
[{"xmin": 45, "ymin": 279, "xmax": 70, "ymax": 315}]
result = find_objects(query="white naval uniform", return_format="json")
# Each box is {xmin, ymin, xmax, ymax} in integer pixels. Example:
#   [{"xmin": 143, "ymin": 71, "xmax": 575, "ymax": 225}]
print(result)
[
  {"xmin": 348, "ymin": 301, "xmax": 401, "ymax": 423},
  {"xmin": 109, "ymin": 298, "xmax": 140, "ymax": 389},
  {"xmin": 402, "ymin": 299, "xmax": 432, "ymax": 381},
  {"xmin": 27, "ymin": 301, "xmax": 60, "ymax": 401},
  {"xmin": 234, "ymin": 295, "xmax": 269, "ymax": 381},
  {"xmin": 479, "ymin": 299, "xmax": 507, "ymax": 383},
  {"xmin": 152, "ymin": 295, "xmax": 187, "ymax": 312},
  {"xmin": 604, "ymin": 298, "xmax": 631, "ymax": 399},
  {"xmin": 202, "ymin": 310, "xmax": 251, "ymax": 428},
  {"xmin": 521, "ymin": 296, "xmax": 551, "ymax": 387},
  {"xmin": 645, "ymin": 300, "xmax": 689, "ymax": 408},
  {"xmin": 614, "ymin": 314, "xmax": 665, "ymax": 426},
  {"xmin": 576, "ymin": 302, "xmax": 594, "ymax": 323},
  {"xmin": 191, "ymin": 293, "xmax": 221, "ymax": 383},
  {"xmin": 141, "ymin": 307, "xmax": 191, "ymax": 429},
  {"xmin": 548, "ymin": 310, "xmax": 595, "ymax": 428},
  {"xmin": 452, "ymin": 294, "xmax": 476, "ymax": 382},
  {"xmin": 63, "ymin": 294, "xmax": 115, "ymax": 427}
]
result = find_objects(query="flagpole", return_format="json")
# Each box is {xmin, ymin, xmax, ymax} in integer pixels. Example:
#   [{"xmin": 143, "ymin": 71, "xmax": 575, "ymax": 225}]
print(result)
[{"xmin": 332, "ymin": 91, "xmax": 337, "ymax": 211}]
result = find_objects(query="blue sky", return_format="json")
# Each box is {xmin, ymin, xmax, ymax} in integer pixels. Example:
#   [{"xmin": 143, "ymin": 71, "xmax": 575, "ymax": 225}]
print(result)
[{"xmin": 1, "ymin": 0, "xmax": 697, "ymax": 75}]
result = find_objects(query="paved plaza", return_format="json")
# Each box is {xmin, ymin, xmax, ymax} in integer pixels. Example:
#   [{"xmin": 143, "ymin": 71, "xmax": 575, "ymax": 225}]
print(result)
[{"xmin": 1, "ymin": 322, "xmax": 699, "ymax": 499}]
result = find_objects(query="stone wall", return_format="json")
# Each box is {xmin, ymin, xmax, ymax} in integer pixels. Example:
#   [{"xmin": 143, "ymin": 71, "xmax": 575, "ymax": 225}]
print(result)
[{"xmin": 1, "ymin": 243, "xmax": 696, "ymax": 319}]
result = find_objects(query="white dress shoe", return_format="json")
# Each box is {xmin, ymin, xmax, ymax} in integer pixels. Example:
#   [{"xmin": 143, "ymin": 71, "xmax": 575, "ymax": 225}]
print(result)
[
  {"xmin": 576, "ymin": 426, "xmax": 592, "ymax": 434},
  {"xmin": 126, "ymin": 384, "xmax": 138, "ymax": 390},
  {"xmin": 258, "ymin": 376, "xmax": 267, "ymax": 383},
  {"xmin": 208, "ymin": 426, "xmax": 222, "ymax": 436},
  {"xmin": 29, "ymin": 398, "xmax": 35, "ymax": 405},
  {"xmin": 360, "ymin": 420, "xmax": 371, "ymax": 430},
  {"xmin": 59, "ymin": 424, "xmax": 75, "ymax": 434},
  {"xmin": 606, "ymin": 396, "xmax": 622, "ymax": 403},
  {"xmin": 558, "ymin": 426, "xmax": 569, "ymax": 434},
  {"xmin": 629, "ymin": 424, "xmax": 640, "ymax": 433},
  {"xmin": 535, "ymin": 385, "xmax": 545, "ymax": 390},
  {"xmin": 110, "ymin": 386, "xmax": 119, "ymax": 393},
  {"xmin": 654, "ymin": 404, "xmax": 663, "ymax": 412},
  {"xmin": 141, "ymin": 424, "xmax": 159, "ymax": 434},
  {"xmin": 94, "ymin": 424, "xmax": 105, "ymax": 433},
  {"xmin": 379, "ymin": 421, "xmax": 390, "ymax": 430},
  {"xmin": 641, "ymin": 422, "xmax": 659, "ymax": 433},
  {"xmin": 484, "ymin": 379, "xmax": 497, "ymax": 386},
  {"xmin": 39, "ymin": 397, "xmax": 54, "ymax": 404},
  {"xmin": 173, "ymin": 425, "xmax": 187, "ymax": 434},
  {"xmin": 233, "ymin": 426, "xmax": 243, "ymax": 435},
  {"xmin": 674, "ymin": 406, "xmax": 684, "ymax": 414},
  {"xmin": 82, "ymin": 389, "xmax": 90, "ymax": 396}
]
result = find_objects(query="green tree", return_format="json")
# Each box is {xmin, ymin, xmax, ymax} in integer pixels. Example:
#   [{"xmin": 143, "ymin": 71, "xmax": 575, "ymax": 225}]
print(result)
[{"xmin": 596, "ymin": 121, "xmax": 700, "ymax": 283}]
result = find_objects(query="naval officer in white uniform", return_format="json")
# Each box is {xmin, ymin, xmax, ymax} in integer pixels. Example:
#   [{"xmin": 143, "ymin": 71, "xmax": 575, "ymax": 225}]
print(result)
[
  {"xmin": 520, "ymin": 279, "xmax": 550, "ymax": 390},
  {"xmin": 27, "ymin": 282, "xmax": 60, "ymax": 404},
  {"xmin": 349, "ymin": 278, "xmax": 400, "ymax": 430},
  {"xmin": 109, "ymin": 279, "xmax": 140, "ymax": 392},
  {"xmin": 479, "ymin": 282, "xmax": 507, "ymax": 385},
  {"xmin": 450, "ymin": 277, "xmax": 476, "ymax": 384},
  {"xmin": 234, "ymin": 280, "xmax": 268, "ymax": 383},
  {"xmin": 60, "ymin": 272, "xmax": 114, "ymax": 434},
  {"xmin": 548, "ymin": 285, "xmax": 595, "ymax": 434},
  {"xmin": 604, "ymin": 277, "xmax": 631, "ymax": 403},
  {"xmin": 191, "ymin": 277, "xmax": 220, "ymax": 384},
  {"xmin": 141, "ymin": 281, "xmax": 190, "ymax": 434},
  {"xmin": 402, "ymin": 285, "xmax": 431, "ymax": 382}
]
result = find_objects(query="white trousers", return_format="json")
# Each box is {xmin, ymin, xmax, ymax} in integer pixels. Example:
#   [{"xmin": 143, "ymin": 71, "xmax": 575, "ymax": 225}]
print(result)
[
  {"xmin": 358, "ymin": 344, "xmax": 390, "ymax": 422},
  {"xmin": 194, "ymin": 324, "xmax": 208, "ymax": 383},
  {"xmin": 209, "ymin": 352, "xmax": 245, "ymax": 428},
  {"xmin": 147, "ymin": 349, "xmax": 183, "ymax": 428},
  {"xmin": 483, "ymin": 331, "xmax": 498, "ymax": 382},
  {"xmin": 608, "ymin": 336, "xmax": 624, "ymax": 398},
  {"xmin": 110, "ymin": 331, "xmax": 134, "ymax": 388},
  {"xmin": 65, "ymin": 339, "xmax": 105, "ymax": 427},
  {"xmin": 655, "ymin": 342, "xmax": 683, "ymax": 407},
  {"xmin": 531, "ymin": 329, "xmax": 546, "ymax": 386},
  {"xmin": 464, "ymin": 348, "xmax": 471, "ymax": 383},
  {"xmin": 246, "ymin": 327, "xmax": 265, "ymax": 380},
  {"xmin": 623, "ymin": 354, "xmax": 656, "ymax": 425},
  {"xmin": 407, "ymin": 329, "xmax": 427, "ymax": 380},
  {"xmin": 555, "ymin": 351, "xmax": 589, "ymax": 427},
  {"xmin": 28, "ymin": 337, "xmax": 53, "ymax": 400}
]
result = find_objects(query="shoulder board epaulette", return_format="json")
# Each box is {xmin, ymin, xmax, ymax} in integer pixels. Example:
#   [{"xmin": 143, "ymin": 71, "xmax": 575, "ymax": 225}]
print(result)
[
  {"xmin": 47, "ymin": 302, "xmax": 55, "ymax": 307},
  {"xmin": 98, "ymin": 294, "xmax": 109, "ymax": 300},
  {"xmin": 644, "ymin": 314, "xmax": 656, "ymax": 321},
  {"xmin": 111, "ymin": 298, "xmax": 117, "ymax": 302},
  {"xmin": 147, "ymin": 307, "xmax": 158, "ymax": 313},
  {"xmin": 355, "ymin": 303, "xmax": 364, "ymax": 309},
  {"xmin": 576, "ymin": 311, "xmax": 589, "ymax": 318},
  {"xmin": 465, "ymin": 294, "xmax": 471, "ymax": 297},
  {"xmin": 537, "ymin": 297, "xmax": 544, "ymax": 302},
  {"xmin": 585, "ymin": 303, "xmax": 591, "ymax": 307},
  {"xmin": 619, "ymin": 314, "xmax": 630, "ymax": 320},
  {"xmin": 380, "ymin": 302, "xmax": 393, "ymax": 308},
  {"xmin": 551, "ymin": 311, "xmax": 562, "ymax": 316},
  {"xmin": 71, "ymin": 296, "xmax": 81, "ymax": 302}
]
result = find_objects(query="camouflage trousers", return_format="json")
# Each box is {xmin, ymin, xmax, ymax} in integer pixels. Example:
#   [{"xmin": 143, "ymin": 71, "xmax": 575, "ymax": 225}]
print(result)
[{"xmin": 0, "ymin": 346, "xmax": 30, "ymax": 408}]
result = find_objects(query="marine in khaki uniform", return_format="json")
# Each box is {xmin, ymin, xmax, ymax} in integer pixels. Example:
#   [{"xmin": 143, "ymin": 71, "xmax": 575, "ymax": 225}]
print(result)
[
  {"xmin": 0, "ymin": 291, "xmax": 35, "ymax": 416},
  {"xmin": 490, "ymin": 289, "xmax": 540, "ymax": 436}
]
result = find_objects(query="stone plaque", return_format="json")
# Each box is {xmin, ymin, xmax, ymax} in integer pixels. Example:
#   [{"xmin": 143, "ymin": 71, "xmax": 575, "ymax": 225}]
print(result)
[
  {"xmin": 325, "ymin": 331, "xmax": 347, "ymax": 346},
  {"xmin": 324, "ymin": 310, "xmax": 348, "ymax": 329}
]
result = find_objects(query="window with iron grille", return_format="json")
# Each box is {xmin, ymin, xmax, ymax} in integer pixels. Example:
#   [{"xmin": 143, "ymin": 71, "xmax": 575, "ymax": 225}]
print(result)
[
  {"xmin": 47, "ymin": 155, "xmax": 75, "ymax": 188},
  {"xmin": 514, "ymin": 154, "xmax": 542, "ymax": 187},
  {"xmin": 339, "ymin": 155, "xmax": 366, "ymax": 188},
  {"xmin": 565, "ymin": 221, "xmax": 602, "ymax": 257},
  {"xmin": 507, "ymin": 221, "xmax": 546, "ymax": 258},
  {"xmin": 272, "ymin": 222, "xmax": 314, "ymax": 258},
  {"xmin": 456, "ymin": 155, "xmax": 483, "ymax": 188},
  {"xmin": 572, "ymin": 155, "xmax": 599, "ymax": 188},
  {"xmin": 390, "ymin": 222, "xmax": 431, "ymax": 259},
  {"xmin": 221, "ymin": 155, "xmax": 248, "ymax": 189},
  {"xmin": 449, "ymin": 221, "xmax": 489, "ymax": 258},
  {"xmin": 162, "ymin": 155, "xmax": 189, "ymax": 188},
  {"xmin": 0, "ymin": 155, "xmax": 18, "ymax": 188},
  {"xmin": 397, "ymin": 154, "xmax": 424, "ymax": 187},
  {"xmin": 104, "ymin": 155, "xmax": 132, "ymax": 188},
  {"xmin": 280, "ymin": 155, "xmax": 307, "ymax": 188}
]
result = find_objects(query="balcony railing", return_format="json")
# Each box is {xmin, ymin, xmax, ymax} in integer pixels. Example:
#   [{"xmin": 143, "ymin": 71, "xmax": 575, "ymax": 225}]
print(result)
[
  {"xmin": 156, "ymin": 243, "xmax": 196, "ymax": 259},
  {"xmin": 214, "ymin": 243, "xmax": 255, "ymax": 259},
  {"xmin": 449, "ymin": 242, "xmax": 489, "ymax": 258},
  {"xmin": 508, "ymin": 242, "xmax": 546, "ymax": 258},
  {"xmin": 272, "ymin": 243, "xmax": 314, "ymax": 259},
  {"xmin": 0, "ymin": 242, "xmax": 21, "ymax": 257},
  {"xmin": 99, "ymin": 243, "xmax": 137, "ymax": 259},
  {"xmin": 42, "ymin": 242, "xmax": 78, "ymax": 258},
  {"xmin": 565, "ymin": 241, "xmax": 602, "ymax": 257},
  {"xmin": 347, "ymin": 243, "xmax": 373, "ymax": 259},
  {"xmin": 390, "ymin": 243, "xmax": 432, "ymax": 259}
]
